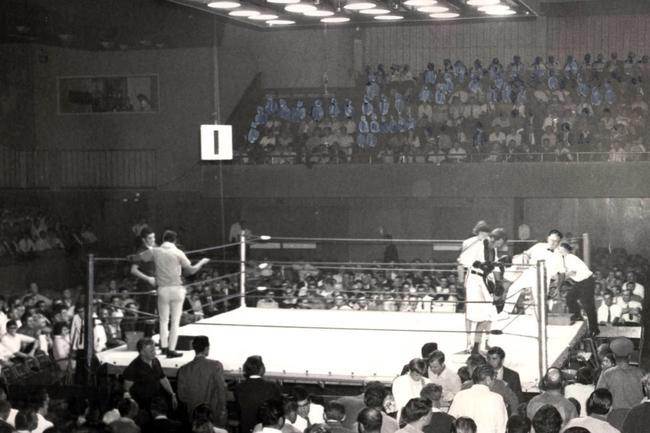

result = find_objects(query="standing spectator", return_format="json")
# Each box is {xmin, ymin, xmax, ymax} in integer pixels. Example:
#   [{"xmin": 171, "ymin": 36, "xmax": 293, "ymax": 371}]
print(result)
[
  {"xmin": 396, "ymin": 398, "xmax": 432, "ymax": 433},
  {"xmin": 357, "ymin": 408, "xmax": 382, "ymax": 433},
  {"xmin": 122, "ymin": 338, "xmax": 178, "ymax": 414},
  {"xmin": 621, "ymin": 372, "xmax": 650, "ymax": 433},
  {"xmin": 562, "ymin": 389, "xmax": 619, "ymax": 433},
  {"xmin": 234, "ymin": 355, "xmax": 282, "ymax": 433},
  {"xmin": 52, "ymin": 322, "xmax": 73, "ymax": 374},
  {"xmin": 426, "ymin": 351, "xmax": 461, "ymax": 405},
  {"xmin": 526, "ymin": 368, "xmax": 577, "ymax": 427},
  {"xmin": 292, "ymin": 386, "xmax": 324, "ymax": 429},
  {"xmin": 531, "ymin": 405, "xmax": 563, "ymax": 433},
  {"xmin": 392, "ymin": 359, "xmax": 430, "ymax": 417},
  {"xmin": 177, "ymin": 336, "xmax": 227, "ymax": 427},
  {"xmin": 564, "ymin": 367, "xmax": 595, "ymax": 417},
  {"xmin": 486, "ymin": 347, "xmax": 523, "ymax": 401},
  {"xmin": 420, "ymin": 384, "xmax": 454, "ymax": 433},
  {"xmin": 448, "ymin": 365, "xmax": 508, "ymax": 433},
  {"xmin": 257, "ymin": 400, "xmax": 286, "ymax": 433},
  {"xmin": 597, "ymin": 337, "xmax": 644, "ymax": 410}
]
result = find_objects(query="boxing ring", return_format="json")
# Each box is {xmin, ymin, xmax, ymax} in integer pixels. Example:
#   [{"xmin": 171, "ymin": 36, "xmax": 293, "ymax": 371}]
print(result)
[{"xmin": 91, "ymin": 233, "xmax": 590, "ymax": 392}]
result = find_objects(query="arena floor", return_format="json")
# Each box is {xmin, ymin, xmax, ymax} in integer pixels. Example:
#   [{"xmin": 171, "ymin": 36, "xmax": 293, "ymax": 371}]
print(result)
[{"xmin": 98, "ymin": 307, "xmax": 586, "ymax": 392}]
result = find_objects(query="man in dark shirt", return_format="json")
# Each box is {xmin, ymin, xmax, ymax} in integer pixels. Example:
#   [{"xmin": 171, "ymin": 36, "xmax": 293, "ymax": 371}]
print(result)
[
  {"xmin": 130, "ymin": 226, "xmax": 157, "ymax": 337},
  {"xmin": 122, "ymin": 338, "xmax": 177, "ymax": 413},
  {"xmin": 234, "ymin": 355, "xmax": 282, "ymax": 433}
]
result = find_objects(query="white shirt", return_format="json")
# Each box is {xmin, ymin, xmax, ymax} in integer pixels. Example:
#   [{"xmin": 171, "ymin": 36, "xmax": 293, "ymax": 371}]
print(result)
[
  {"xmin": 627, "ymin": 282, "xmax": 645, "ymax": 299},
  {"xmin": 458, "ymin": 238, "xmax": 488, "ymax": 269},
  {"xmin": 33, "ymin": 413, "xmax": 54, "ymax": 433},
  {"xmin": 138, "ymin": 241, "xmax": 192, "ymax": 287},
  {"xmin": 616, "ymin": 298, "xmax": 642, "ymax": 324},
  {"xmin": 6, "ymin": 408, "xmax": 17, "ymax": 427},
  {"xmin": 1, "ymin": 332, "xmax": 35, "ymax": 354},
  {"xmin": 597, "ymin": 303, "xmax": 622, "ymax": 324},
  {"xmin": 560, "ymin": 253, "xmax": 593, "ymax": 282},
  {"xmin": 561, "ymin": 415, "xmax": 620, "ymax": 433},
  {"xmin": 564, "ymin": 383, "xmax": 595, "ymax": 417},
  {"xmin": 448, "ymin": 384, "xmax": 507, "ymax": 433},
  {"xmin": 392, "ymin": 374, "xmax": 431, "ymax": 414}
]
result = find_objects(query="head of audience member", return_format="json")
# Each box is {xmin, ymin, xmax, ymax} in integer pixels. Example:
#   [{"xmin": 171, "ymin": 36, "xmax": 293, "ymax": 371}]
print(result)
[
  {"xmin": 532, "ymin": 405, "xmax": 563, "ymax": 433},
  {"xmin": 575, "ymin": 367, "xmax": 594, "ymax": 385},
  {"xmin": 486, "ymin": 346, "xmax": 506, "ymax": 371},
  {"xmin": 243, "ymin": 355, "xmax": 266, "ymax": 378},
  {"xmin": 324, "ymin": 402, "xmax": 346, "ymax": 423},
  {"xmin": 563, "ymin": 428, "xmax": 590, "ymax": 433},
  {"xmin": 192, "ymin": 404, "xmax": 215, "ymax": 424},
  {"xmin": 602, "ymin": 289, "xmax": 615, "ymax": 307},
  {"xmin": 293, "ymin": 386, "xmax": 312, "ymax": 419},
  {"xmin": 139, "ymin": 226, "xmax": 156, "ymax": 249},
  {"xmin": 427, "ymin": 351, "xmax": 447, "ymax": 376},
  {"xmin": 15, "ymin": 409, "xmax": 38, "ymax": 432},
  {"xmin": 117, "ymin": 398, "xmax": 139, "ymax": 420},
  {"xmin": 586, "ymin": 389, "xmax": 613, "ymax": 417},
  {"xmin": 601, "ymin": 352, "xmax": 616, "ymax": 371},
  {"xmin": 567, "ymin": 398, "xmax": 581, "ymax": 416},
  {"xmin": 193, "ymin": 418, "xmax": 217, "ymax": 433},
  {"xmin": 400, "ymin": 398, "xmax": 432, "ymax": 428},
  {"xmin": 282, "ymin": 396, "xmax": 299, "ymax": 425},
  {"xmin": 29, "ymin": 389, "xmax": 49, "ymax": 416},
  {"xmin": 357, "ymin": 408, "xmax": 382, "ymax": 433},
  {"xmin": 420, "ymin": 342, "xmax": 438, "ymax": 359},
  {"xmin": 364, "ymin": 384, "xmax": 387, "ymax": 410},
  {"xmin": 472, "ymin": 365, "xmax": 495, "ymax": 386},
  {"xmin": 489, "ymin": 228, "xmax": 508, "ymax": 249},
  {"xmin": 5, "ymin": 320, "xmax": 18, "ymax": 337},
  {"xmin": 466, "ymin": 354, "xmax": 487, "ymax": 376},
  {"xmin": 610, "ymin": 337, "xmax": 634, "ymax": 364},
  {"xmin": 192, "ymin": 335, "xmax": 210, "ymax": 357},
  {"xmin": 136, "ymin": 338, "xmax": 156, "ymax": 363},
  {"xmin": 420, "ymin": 383, "xmax": 443, "ymax": 409},
  {"xmin": 547, "ymin": 230, "xmax": 563, "ymax": 250},
  {"xmin": 162, "ymin": 230, "xmax": 178, "ymax": 245},
  {"xmin": 452, "ymin": 417, "xmax": 477, "ymax": 433},
  {"xmin": 407, "ymin": 358, "xmax": 427, "ymax": 382},
  {"xmin": 506, "ymin": 414, "xmax": 531, "ymax": 433},
  {"xmin": 541, "ymin": 368, "xmax": 563, "ymax": 393},
  {"xmin": 259, "ymin": 400, "xmax": 285, "ymax": 430},
  {"xmin": 457, "ymin": 367, "xmax": 471, "ymax": 384}
]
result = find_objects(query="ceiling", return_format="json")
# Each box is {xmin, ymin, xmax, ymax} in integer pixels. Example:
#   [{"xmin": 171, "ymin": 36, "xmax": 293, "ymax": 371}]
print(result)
[{"xmin": 1, "ymin": 0, "xmax": 649, "ymax": 50}]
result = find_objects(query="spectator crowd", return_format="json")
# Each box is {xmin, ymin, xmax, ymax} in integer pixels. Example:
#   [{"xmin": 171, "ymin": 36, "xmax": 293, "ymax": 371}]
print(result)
[{"xmin": 237, "ymin": 52, "xmax": 650, "ymax": 165}]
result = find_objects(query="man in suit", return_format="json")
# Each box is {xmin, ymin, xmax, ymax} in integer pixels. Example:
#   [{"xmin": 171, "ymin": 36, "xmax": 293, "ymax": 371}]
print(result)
[
  {"xmin": 145, "ymin": 397, "xmax": 182, "ymax": 433},
  {"xmin": 486, "ymin": 347, "xmax": 522, "ymax": 401},
  {"xmin": 234, "ymin": 355, "xmax": 282, "ymax": 433},
  {"xmin": 177, "ymin": 335, "xmax": 227, "ymax": 427}
]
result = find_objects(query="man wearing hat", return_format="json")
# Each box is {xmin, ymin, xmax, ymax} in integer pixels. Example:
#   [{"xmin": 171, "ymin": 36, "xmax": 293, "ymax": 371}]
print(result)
[{"xmin": 596, "ymin": 337, "xmax": 644, "ymax": 410}]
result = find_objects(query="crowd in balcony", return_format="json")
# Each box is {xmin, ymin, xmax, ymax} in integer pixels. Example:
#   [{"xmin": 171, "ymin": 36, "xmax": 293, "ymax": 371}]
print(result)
[
  {"xmin": 0, "ymin": 207, "xmax": 98, "ymax": 263},
  {"xmin": 237, "ymin": 52, "xmax": 650, "ymax": 165}
]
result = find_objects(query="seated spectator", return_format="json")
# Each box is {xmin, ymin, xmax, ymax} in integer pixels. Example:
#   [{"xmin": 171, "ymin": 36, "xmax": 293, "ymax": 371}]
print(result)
[
  {"xmin": 357, "ymin": 408, "xmax": 381, "ymax": 433},
  {"xmin": 28, "ymin": 389, "xmax": 53, "ymax": 433},
  {"xmin": 449, "ymin": 365, "xmax": 507, "ymax": 433},
  {"xmin": 564, "ymin": 367, "xmax": 595, "ymax": 417},
  {"xmin": 1, "ymin": 320, "xmax": 38, "ymax": 362},
  {"xmin": 616, "ymin": 288, "xmax": 642, "ymax": 325},
  {"xmin": 562, "ymin": 389, "xmax": 619, "ymax": 433},
  {"xmin": 532, "ymin": 405, "xmax": 563, "ymax": 433},
  {"xmin": 505, "ymin": 415, "xmax": 531, "ymax": 433},
  {"xmin": 256, "ymin": 290, "xmax": 279, "ymax": 309},
  {"xmin": 292, "ymin": 386, "xmax": 324, "ymax": 428},
  {"xmin": 52, "ymin": 322, "xmax": 73, "ymax": 373},
  {"xmin": 110, "ymin": 398, "xmax": 141, "ymax": 433},
  {"xmin": 526, "ymin": 368, "xmax": 577, "ymax": 427},
  {"xmin": 597, "ymin": 290, "xmax": 623, "ymax": 325},
  {"xmin": 453, "ymin": 418, "xmax": 477, "ymax": 433},
  {"xmin": 145, "ymin": 396, "xmax": 182, "ymax": 433},
  {"xmin": 420, "ymin": 384, "xmax": 454, "ymax": 433},
  {"xmin": 426, "ymin": 350, "xmax": 461, "ymax": 405},
  {"xmin": 257, "ymin": 400, "xmax": 285, "ymax": 433},
  {"xmin": 623, "ymin": 271, "xmax": 644, "ymax": 299}
]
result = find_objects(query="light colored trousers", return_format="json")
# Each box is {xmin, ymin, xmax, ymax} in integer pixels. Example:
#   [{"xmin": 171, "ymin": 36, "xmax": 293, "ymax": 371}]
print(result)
[{"xmin": 157, "ymin": 285, "xmax": 186, "ymax": 350}]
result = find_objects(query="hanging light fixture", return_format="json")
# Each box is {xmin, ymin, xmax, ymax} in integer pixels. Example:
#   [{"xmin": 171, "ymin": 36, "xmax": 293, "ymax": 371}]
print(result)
[
  {"xmin": 303, "ymin": 9, "xmax": 335, "ymax": 16},
  {"xmin": 249, "ymin": 13, "xmax": 280, "ymax": 19},
  {"xmin": 417, "ymin": 5, "xmax": 448, "ymax": 12},
  {"xmin": 267, "ymin": 19, "xmax": 296, "ymax": 24},
  {"xmin": 429, "ymin": 12, "xmax": 459, "ymax": 17},
  {"xmin": 343, "ymin": 1, "xmax": 376, "ymax": 10},
  {"xmin": 207, "ymin": 1, "xmax": 241, "ymax": 9},
  {"xmin": 467, "ymin": 0, "xmax": 500, "ymax": 5},
  {"xmin": 321, "ymin": 16, "xmax": 350, "ymax": 22},
  {"xmin": 403, "ymin": 0, "xmax": 436, "ymax": 5},
  {"xmin": 374, "ymin": 14, "xmax": 403, "ymax": 19},
  {"xmin": 359, "ymin": 8, "xmax": 390, "ymax": 14},
  {"xmin": 229, "ymin": 9, "xmax": 261, "ymax": 16},
  {"xmin": 285, "ymin": 3, "xmax": 318, "ymax": 12}
]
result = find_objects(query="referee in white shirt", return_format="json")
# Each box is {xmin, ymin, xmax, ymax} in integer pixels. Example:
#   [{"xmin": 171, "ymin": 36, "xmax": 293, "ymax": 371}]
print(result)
[{"xmin": 558, "ymin": 242, "xmax": 599, "ymax": 336}]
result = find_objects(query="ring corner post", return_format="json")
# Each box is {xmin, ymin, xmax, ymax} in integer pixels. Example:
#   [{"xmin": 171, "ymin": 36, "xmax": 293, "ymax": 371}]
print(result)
[
  {"xmin": 536, "ymin": 259, "xmax": 549, "ymax": 380},
  {"xmin": 240, "ymin": 231, "xmax": 246, "ymax": 309},
  {"xmin": 582, "ymin": 233, "xmax": 590, "ymax": 268},
  {"xmin": 86, "ymin": 254, "xmax": 95, "ymax": 386}
]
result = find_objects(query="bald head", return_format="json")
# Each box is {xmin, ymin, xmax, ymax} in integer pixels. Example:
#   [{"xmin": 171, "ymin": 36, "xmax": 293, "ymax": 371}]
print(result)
[
  {"xmin": 357, "ymin": 408, "xmax": 382, "ymax": 433},
  {"xmin": 543, "ymin": 368, "xmax": 563, "ymax": 391}
]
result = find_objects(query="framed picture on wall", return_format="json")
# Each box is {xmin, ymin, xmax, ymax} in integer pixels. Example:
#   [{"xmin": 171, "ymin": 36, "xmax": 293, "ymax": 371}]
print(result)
[{"xmin": 57, "ymin": 74, "xmax": 159, "ymax": 114}]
